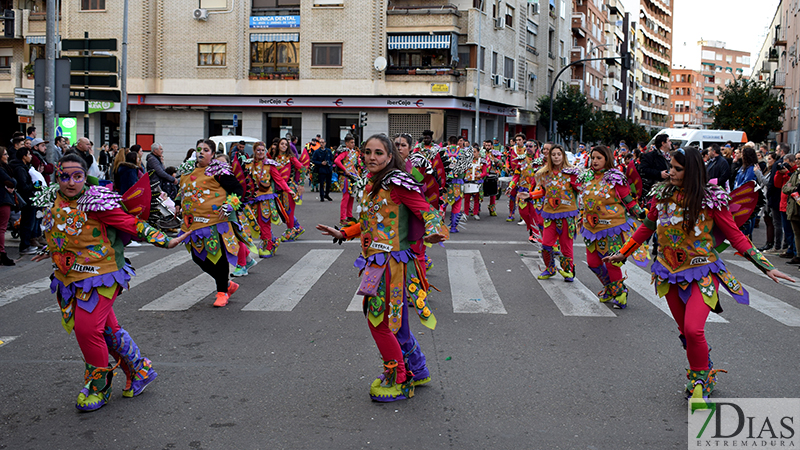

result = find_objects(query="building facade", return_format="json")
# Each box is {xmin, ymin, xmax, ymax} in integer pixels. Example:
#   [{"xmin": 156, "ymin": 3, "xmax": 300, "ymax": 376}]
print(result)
[
  {"xmin": 635, "ymin": 0, "xmax": 672, "ymax": 130},
  {"xmin": 667, "ymin": 68, "xmax": 701, "ymax": 128},
  {"xmin": 698, "ymin": 41, "xmax": 750, "ymax": 129},
  {"xmin": 4, "ymin": 0, "xmax": 575, "ymax": 165}
]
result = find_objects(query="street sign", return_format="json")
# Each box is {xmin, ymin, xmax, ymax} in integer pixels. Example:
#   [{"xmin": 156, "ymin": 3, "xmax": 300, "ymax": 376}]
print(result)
[
  {"xmin": 14, "ymin": 88, "xmax": 34, "ymax": 96},
  {"xmin": 61, "ymin": 38, "xmax": 118, "ymax": 52},
  {"xmin": 70, "ymin": 74, "xmax": 117, "ymax": 87},
  {"xmin": 16, "ymin": 108, "xmax": 34, "ymax": 117},
  {"xmin": 69, "ymin": 89, "xmax": 121, "ymax": 102},
  {"xmin": 34, "ymin": 58, "xmax": 71, "ymax": 115},
  {"xmin": 69, "ymin": 56, "xmax": 117, "ymax": 73},
  {"xmin": 232, "ymin": 114, "xmax": 239, "ymax": 127},
  {"xmin": 14, "ymin": 97, "xmax": 34, "ymax": 105},
  {"xmin": 18, "ymin": 116, "xmax": 31, "ymax": 124}
]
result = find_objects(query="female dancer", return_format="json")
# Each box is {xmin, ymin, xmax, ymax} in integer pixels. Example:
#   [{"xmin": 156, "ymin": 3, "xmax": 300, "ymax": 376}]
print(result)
[
  {"xmin": 605, "ymin": 147, "xmax": 793, "ymax": 404},
  {"xmin": 179, "ymin": 140, "xmax": 246, "ymax": 308},
  {"xmin": 246, "ymin": 141, "xmax": 298, "ymax": 258},
  {"xmin": 528, "ymin": 144, "xmax": 583, "ymax": 281},
  {"xmin": 580, "ymin": 145, "xmax": 647, "ymax": 308},
  {"xmin": 463, "ymin": 146, "xmax": 488, "ymax": 220},
  {"xmin": 270, "ymin": 137, "xmax": 306, "ymax": 241},
  {"xmin": 334, "ymin": 134, "xmax": 362, "ymax": 225},
  {"xmin": 32, "ymin": 153, "xmax": 187, "ymax": 412},
  {"xmin": 511, "ymin": 141, "xmax": 545, "ymax": 244},
  {"xmin": 317, "ymin": 134, "xmax": 446, "ymax": 402}
]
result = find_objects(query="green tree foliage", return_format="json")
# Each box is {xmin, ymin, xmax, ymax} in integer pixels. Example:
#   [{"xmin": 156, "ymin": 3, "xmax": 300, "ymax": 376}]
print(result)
[
  {"xmin": 584, "ymin": 111, "xmax": 650, "ymax": 146},
  {"xmin": 537, "ymin": 87, "xmax": 593, "ymax": 142},
  {"xmin": 710, "ymin": 77, "xmax": 784, "ymax": 143}
]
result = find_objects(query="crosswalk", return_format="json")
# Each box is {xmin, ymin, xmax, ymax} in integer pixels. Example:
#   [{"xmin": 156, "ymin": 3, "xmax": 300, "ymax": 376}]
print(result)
[{"xmin": 2, "ymin": 246, "xmax": 800, "ymax": 329}]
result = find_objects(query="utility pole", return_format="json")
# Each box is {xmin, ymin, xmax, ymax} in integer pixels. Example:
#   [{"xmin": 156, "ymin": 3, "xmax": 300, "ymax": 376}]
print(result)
[
  {"xmin": 44, "ymin": 0, "xmax": 56, "ymax": 142},
  {"xmin": 120, "ymin": 0, "xmax": 129, "ymax": 148},
  {"xmin": 474, "ymin": 0, "xmax": 483, "ymax": 145}
]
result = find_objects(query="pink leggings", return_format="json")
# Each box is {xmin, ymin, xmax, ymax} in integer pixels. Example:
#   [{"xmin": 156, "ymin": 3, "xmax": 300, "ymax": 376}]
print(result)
[
  {"xmin": 73, "ymin": 291, "xmax": 121, "ymax": 367},
  {"xmin": 542, "ymin": 218, "xmax": 573, "ymax": 260},
  {"xmin": 586, "ymin": 249, "xmax": 622, "ymax": 282},
  {"xmin": 519, "ymin": 204, "xmax": 543, "ymax": 233},
  {"xmin": 237, "ymin": 242, "xmax": 248, "ymax": 266},
  {"xmin": 255, "ymin": 202, "xmax": 274, "ymax": 242},
  {"xmin": 340, "ymin": 189, "xmax": 355, "ymax": 222},
  {"xmin": 464, "ymin": 194, "xmax": 481, "ymax": 215},
  {"xmin": 664, "ymin": 281, "xmax": 714, "ymax": 371},
  {"xmin": 368, "ymin": 309, "xmax": 407, "ymax": 383}
]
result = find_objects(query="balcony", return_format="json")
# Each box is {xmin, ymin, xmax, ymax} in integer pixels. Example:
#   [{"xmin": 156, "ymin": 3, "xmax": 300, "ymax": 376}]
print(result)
[
  {"xmin": 570, "ymin": 79, "xmax": 584, "ymax": 93},
  {"xmin": 603, "ymin": 76, "xmax": 623, "ymax": 90},
  {"xmin": 571, "ymin": 13, "xmax": 586, "ymax": 38},
  {"xmin": 774, "ymin": 70, "xmax": 786, "ymax": 89},
  {"xmin": 607, "ymin": 0, "xmax": 622, "ymax": 14},
  {"xmin": 601, "ymin": 103, "xmax": 622, "ymax": 114},
  {"xmin": 766, "ymin": 47, "xmax": 779, "ymax": 62},
  {"xmin": 571, "ymin": 46, "xmax": 585, "ymax": 61},
  {"xmin": 774, "ymin": 25, "xmax": 786, "ymax": 46},
  {"xmin": 387, "ymin": 4, "xmax": 461, "ymax": 31}
]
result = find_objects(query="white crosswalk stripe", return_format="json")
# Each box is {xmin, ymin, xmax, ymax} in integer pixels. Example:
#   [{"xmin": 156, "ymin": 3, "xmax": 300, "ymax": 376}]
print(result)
[
  {"xmin": 614, "ymin": 263, "xmax": 728, "ymax": 323},
  {"xmin": 518, "ymin": 251, "xmax": 616, "ymax": 317},
  {"xmin": 140, "ymin": 274, "xmax": 216, "ymax": 311},
  {"xmin": 447, "ymin": 249, "xmax": 507, "ymax": 314},
  {"xmin": 242, "ymin": 249, "xmax": 343, "ymax": 311},
  {"xmin": 718, "ymin": 259, "xmax": 800, "ymax": 327},
  {"xmin": 0, "ymin": 336, "xmax": 19, "ymax": 347}
]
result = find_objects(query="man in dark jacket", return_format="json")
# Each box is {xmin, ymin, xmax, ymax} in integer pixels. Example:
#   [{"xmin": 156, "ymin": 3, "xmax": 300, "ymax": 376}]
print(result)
[
  {"xmin": 9, "ymin": 147, "xmax": 37, "ymax": 255},
  {"xmin": 705, "ymin": 144, "xmax": 731, "ymax": 188},
  {"xmin": 638, "ymin": 134, "xmax": 671, "ymax": 198},
  {"xmin": 66, "ymin": 137, "xmax": 94, "ymax": 168},
  {"xmin": 312, "ymin": 138, "xmax": 334, "ymax": 202},
  {"xmin": 146, "ymin": 143, "xmax": 178, "ymax": 194}
]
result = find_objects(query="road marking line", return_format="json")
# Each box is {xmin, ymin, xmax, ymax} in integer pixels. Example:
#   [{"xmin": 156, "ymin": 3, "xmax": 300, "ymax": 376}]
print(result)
[
  {"xmin": 140, "ymin": 274, "xmax": 216, "ymax": 311},
  {"xmin": 518, "ymin": 251, "xmax": 616, "ymax": 317},
  {"xmin": 243, "ymin": 249, "xmax": 344, "ymax": 311},
  {"xmin": 0, "ymin": 336, "xmax": 19, "ymax": 347},
  {"xmin": 714, "ymin": 274, "xmax": 800, "ymax": 327},
  {"xmin": 347, "ymin": 290, "xmax": 362, "ymax": 312},
  {"xmin": 0, "ymin": 250, "xmax": 191, "ymax": 309},
  {"xmin": 725, "ymin": 258, "xmax": 800, "ymax": 294},
  {"xmin": 447, "ymin": 249, "xmax": 507, "ymax": 314},
  {"xmin": 617, "ymin": 263, "xmax": 728, "ymax": 323}
]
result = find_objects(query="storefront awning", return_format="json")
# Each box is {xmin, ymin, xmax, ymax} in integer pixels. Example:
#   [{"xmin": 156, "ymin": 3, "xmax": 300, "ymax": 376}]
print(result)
[
  {"xmin": 387, "ymin": 34, "xmax": 450, "ymax": 50},
  {"xmin": 26, "ymin": 36, "xmax": 46, "ymax": 45},
  {"xmin": 250, "ymin": 33, "xmax": 299, "ymax": 43}
]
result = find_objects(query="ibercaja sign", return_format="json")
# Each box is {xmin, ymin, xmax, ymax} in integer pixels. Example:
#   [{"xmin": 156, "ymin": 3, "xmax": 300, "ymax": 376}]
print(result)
[{"xmin": 688, "ymin": 398, "xmax": 798, "ymax": 449}]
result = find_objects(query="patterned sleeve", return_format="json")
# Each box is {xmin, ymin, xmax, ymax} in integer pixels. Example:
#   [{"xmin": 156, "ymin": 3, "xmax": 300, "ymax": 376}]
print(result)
[
  {"xmin": 711, "ymin": 207, "xmax": 775, "ymax": 273},
  {"xmin": 94, "ymin": 209, "xmax": 170, "ymax": 248},
  {"xmin": 390, "ymin": 187, "xmax": 446, "ymax": 238}
]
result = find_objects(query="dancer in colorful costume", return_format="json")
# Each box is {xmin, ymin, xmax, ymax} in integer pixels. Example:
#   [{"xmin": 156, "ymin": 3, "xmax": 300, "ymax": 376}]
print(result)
[
  {"xmin": 505, "ymin": 134, "xmax": 529, "ymax": 222},
  {"xmin": 395, "ymin": 132, "xmax": 442, "ymax": 272},
  {"xmin": 510, "ymin": 140, "xmax": 545, "ymax": 243},
  {"xmin": 334, "ymin": 134, "xmax": 363, "ymax": 225},
  {"xmin": 246, "ymin": 141, "xmax": 298, "ymax": 259},
  {"xmin": 412, "ymin": 129, "xmax": 440, "ymax": 155},
  {"xmin": 579, "ymin": 145, "xmax": 648, "ymax": 309},
  {"xmin": 528, "ymin": 144, "xmax": 583, "ymax": 281},
  {"xmin": 439, "ymin": 135, "xmax": 471, "ymax": 233},
  {"xmin": 482, "ymin": 140, "xmax": 502, "ymax": 216},
  {"xmin": 317, "ymin": 134, "xmax": 447, "ymax": 402},
  {"xmin": 270, "ymin": 137, "xmax": 307, "ymax": 241},
  {"xmin": 179, "ymin": 140, "xmax": 248, "ymax": 308},
  {"xmin": 605, "ymin": 147, "xmax": 794, "ymax": 408},
  {"xmin": 463, "ymin": 146, "xmax": 488, "ymax": 220},
  {"xmin": 32, "ymin": 154, "xmax": 188, "ymax": 412}
]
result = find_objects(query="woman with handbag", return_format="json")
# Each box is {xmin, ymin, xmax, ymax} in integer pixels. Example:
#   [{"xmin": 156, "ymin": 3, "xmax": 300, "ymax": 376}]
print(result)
[{"xmin": 0, "ymin": 147, "xmax": 17, "ymax": 265}]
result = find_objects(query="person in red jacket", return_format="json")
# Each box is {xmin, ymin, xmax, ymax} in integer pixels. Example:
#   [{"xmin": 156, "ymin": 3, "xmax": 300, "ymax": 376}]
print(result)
[{"xmin": 775, "ymin": 154, "xmax": 797, "ymax": 259}]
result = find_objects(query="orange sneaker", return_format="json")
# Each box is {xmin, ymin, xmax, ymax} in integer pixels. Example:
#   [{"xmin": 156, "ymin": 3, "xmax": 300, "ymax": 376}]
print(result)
[
  {"xmin": 227, "ymin": 281, "xmax": 239, "ymax": 296},
  {"xmin": 213, "ymin": 292, "xmax": 229, "ymax": 307}
]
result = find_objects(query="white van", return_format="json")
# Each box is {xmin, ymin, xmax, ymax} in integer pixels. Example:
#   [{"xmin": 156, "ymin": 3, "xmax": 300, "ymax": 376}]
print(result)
[
  {"xmin": 647, "ymin": 129, "xmax": 748, "ymax": 150},
  {"xmin": 208, "ymin": 135, "xmax": 261, "ymax": 158}
]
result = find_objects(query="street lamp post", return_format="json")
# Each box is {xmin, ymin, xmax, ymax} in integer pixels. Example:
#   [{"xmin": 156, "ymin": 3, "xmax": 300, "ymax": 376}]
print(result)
[{"xmin": 474, "ymin": 0, "xmax": 483, "ymax": 146}]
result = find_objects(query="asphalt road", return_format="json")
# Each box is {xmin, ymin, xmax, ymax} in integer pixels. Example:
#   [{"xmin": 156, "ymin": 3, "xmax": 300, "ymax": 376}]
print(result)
[{"xmin": 1, "ymin": 191, "xmax": 799, "ymax": 450}]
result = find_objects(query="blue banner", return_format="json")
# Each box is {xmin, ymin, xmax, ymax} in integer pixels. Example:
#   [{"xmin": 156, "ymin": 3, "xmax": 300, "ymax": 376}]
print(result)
[{"xmin": 249, "ymin": 16, "xmax": 300, "ymax": 28}]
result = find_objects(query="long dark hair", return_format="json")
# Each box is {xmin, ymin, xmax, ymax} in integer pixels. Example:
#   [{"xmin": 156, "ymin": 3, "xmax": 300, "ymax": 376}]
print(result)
[
  {"xmin": 741, "ymin": 147, "xmax": 757, "ymax": 168},
  {"xmin": 670, "ymin": 146, "xmax": 706, "ymax": 233},
  {"xmin": 365, "ymin": 134, "xmax": 406, "ymax": 199}
]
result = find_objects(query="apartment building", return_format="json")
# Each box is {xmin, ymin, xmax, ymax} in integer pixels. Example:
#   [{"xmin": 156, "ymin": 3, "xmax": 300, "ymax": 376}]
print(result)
[
  {"xmin": 4, "ymin": 0, "xmax": 573, "ymax": 164},
  {"xmin": 698, "ymin": 41, "xmax": 750, "ymax": 128},
  {"xmin": 569, "ymin": 0, "xmax": 606, "ymax": 109},
  {"xmin": 667, "ymin": 68, "xmax": 701, "ymax": 128},
  {"xmin": 635, "ymin": 0, "xmax": 672, "ymax": 130}
]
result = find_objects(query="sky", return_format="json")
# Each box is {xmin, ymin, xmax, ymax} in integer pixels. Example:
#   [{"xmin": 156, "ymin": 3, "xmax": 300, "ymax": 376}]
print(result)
[{"xmin": 618, "ymin": 0, "xmax": 780, "ymax": 74}]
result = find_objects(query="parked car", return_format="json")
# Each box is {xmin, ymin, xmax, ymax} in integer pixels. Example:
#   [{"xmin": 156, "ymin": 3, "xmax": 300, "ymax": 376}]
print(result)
[{"xmin": 208, "ymin": 135, "xmax": 261, "ymax": 158}]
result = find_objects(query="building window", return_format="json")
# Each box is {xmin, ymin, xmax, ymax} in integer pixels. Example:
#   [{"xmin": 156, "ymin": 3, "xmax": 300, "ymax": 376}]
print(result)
[
  {"xmin": 504, "ymin": 56, "xmax": 514, "ymax": 80},
  {"xmin": 200, "ymin": 0, "xmax": 227, "ymax": 8},
  {"xmin": 505, "ymin": 5, "xmax": 514, "ymax": 27},
  {"xmin": 81, "ymin": 0, "xmax": 105, "ymax": 10},
  {"xmin": 492, "ymin": 51, "xmax": 498, "ymax": 75},
  {"xmin": 252, "ymin": 0, "xmax": 300, "ymax": 14},
  {"xmin": 198, "ymin": 44, "xmax": 227, "ymax": 66},
  {"xmin": 312, "ymin": 43, "xmax": 342, "ymax": 66},
  {"xmin": 479, "ymin": 46, "xmax": 485, "ymax": 71},
  {"xmin": 251, "ymin": 41, "xmax": 299, "ymax": 75},
  {"xmin": 0, "ymin": 56, "xmax": 10, "ymax": 68},
  {"xmin": 473, "ymin": 0, "xmax": 485, "ymax": 11}
]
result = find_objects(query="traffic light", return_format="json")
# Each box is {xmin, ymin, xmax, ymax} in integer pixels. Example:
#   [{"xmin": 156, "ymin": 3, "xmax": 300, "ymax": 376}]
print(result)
[
  {"xmin": 359, "ymin": 111, "xmax": 368, "ymax": 128},
  {"xmin": 350, "ymin": 124, "xmax": 356, "ymax": 131},
  {"xmin": 622, "ymin": 52, "xmax": 632, "ymax": 70}
]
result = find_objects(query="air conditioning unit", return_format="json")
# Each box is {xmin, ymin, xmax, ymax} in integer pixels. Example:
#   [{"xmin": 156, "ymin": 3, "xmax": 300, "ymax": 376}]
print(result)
[
  {"xmin": 193, "ymin": 8, "xmax": 209, "ymax": 21},
  {"xmin": 492, "ymin": 74, "xmax": 503, "ymax": 86},
  {"xmin": 506, "ymin": 79, "xmax": 518, "ymax": 91},
  {"xmin": 494, "ymin": 17, "xmax": 505, "ymax": 29}
]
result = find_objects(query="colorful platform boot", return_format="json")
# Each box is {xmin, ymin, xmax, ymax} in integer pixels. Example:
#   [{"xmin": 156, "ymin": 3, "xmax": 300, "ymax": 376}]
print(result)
[
  {"xmin": 686, "ymin": 368, "xmax": 727, "ymax": 410},
  {"xmin": 231, "ymin": 265, "xmax": 248, "ymax": 277},
  {"xmin": 76, "ymin": 363, "xmax": 115, "ymax": 412},
  {"xmin": 104, "ymin": 327, "xmax": 158, "ymax": 398},
  {"xmin": 450, "ymin": 212, "xmax": 461, "ymax": 233},
  {"xmin": 488, "ymin": 203, "xmax": 497, "ymax": 216},
  {"xmin": 257, "ymin": 239, "xmax": 274, "ymax": 258},
  {"xmin": 403, "ymin": 341, "xmax": 431, "ymax": 386},
  {"xmin": 605, "ymin": 280, "xmax": 628, "ymax": 309},
  {"xmin": 538, "ymin": 246, "xmax": 557, "ymax": 279},
  {"xmin": 588, "ymin": 265, "xmax": 612, "ymax": 302},
  {"xmin": 425, "ymin": 254, "xmax": 434, "ymax": 271},
  {"xmin": 369, "ymin": 360, "xmax": 415, "ymax": 402},
  {"xmin": 558, "ymin": 255, "xmax": 575, "ymax": 282}
]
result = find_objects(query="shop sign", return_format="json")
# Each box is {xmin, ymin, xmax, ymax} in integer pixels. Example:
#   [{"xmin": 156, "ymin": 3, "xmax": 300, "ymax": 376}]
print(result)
[
  {"xmin": 88, "ymin": 101, "xmax": 115, "ymax": 114},
  {"xmin": 249, "ymin": 16, "xmax": 300, "ymax": 28},
  {"xmin": 430, "ymin": 83, "xmax": 450, "ymax": 93}
]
